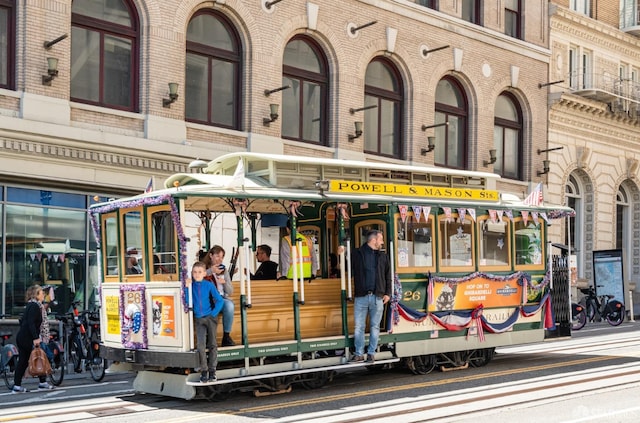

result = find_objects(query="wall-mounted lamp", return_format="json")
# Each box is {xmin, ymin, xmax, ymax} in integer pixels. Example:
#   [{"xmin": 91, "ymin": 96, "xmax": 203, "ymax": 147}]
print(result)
[
  {"xmin": 350, "ymin": 20, "xmax": 377, "ymax": 35},
  {"xmin": 422, "ymin": 45, "xmax": 450, "ymax": 56},
  {"xmin": 188, "ymin": 159, "xmax": 209, "ymax": 173},
  {"xmin": 538, "ymin": 80, "xmax": 564, "ymax": 89},
  {"xmin": 265, "ymin": 0, "xmax": 284, "ymax": 10},
  {"xmin": 263, "ymin": 103, "xmax": 279, "ymax": 126},
  {"xmin": 348, "ymin": 121, "xmax": 363, "ymax": 142},
  {"xmin": 349, "ymin": 105, "xmax": 377, "ymax": 114},
  {"xmin": 42, "ymin": 57, "xmax": 59, "ymax": 86},
  {"xmin": 264, "ymin": 85, "xmax": 290, "ymax": 97},
  {"xmin": 421, "ymin": 136, "xmax": 436, "ymax": 155},
  {"xmin": 483, "ymin": 149, "xmax": 497, "ymax": 166},
  {"xmin": 537, "ymin": 146, "xmax": 564, "ymax": 155},
  {"xmin": 44, "ymin": 34, "xmax": 69, "ymax": 50},
  {"xmin": 163, "ymin": 82, "xmax": 179, "ymax": 108},
  {"xmin": 421, "ymin": 122, "xmax": 449, "ymax": 131},
  {"xmin": 537, "ymin": 159, "xmax": 551, "ymax": 176}
]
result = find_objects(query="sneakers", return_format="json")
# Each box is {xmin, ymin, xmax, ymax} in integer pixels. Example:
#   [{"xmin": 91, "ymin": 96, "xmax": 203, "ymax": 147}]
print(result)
[
  {"xmin": 350, "ymin": 354, "xmax": 365, "ymax": 362},
  {"xmin": 11, "ymin": 385, "xmax": 28, "ymax": 393},
  {"xmin": 199, "ymin": 373, "xmax": 208, "ymax": 384},
  {"xmin": 366, "ymin": 354, "xmax": 375, "ymax": 364},
  {"xmin": 38, "ymin": 382, "xmax": 55, "ymax": 390},
  {"xmin": 208, "ymin": 373, "xmax": 217, "ymax": 382}
]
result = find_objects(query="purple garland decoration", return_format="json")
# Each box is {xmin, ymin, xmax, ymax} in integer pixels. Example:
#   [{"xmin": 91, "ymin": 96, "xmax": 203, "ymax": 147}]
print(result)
[
  {"xmin": 89, "ymin": 194, "xmax": 190, "ymax": 313},
  {"xmin": 120, "ymin": 284, "xmax": 147, "ymax": 349},
  {"xmin": 389, "ymin": 273, "xmax": 402, "ymax": 331}
]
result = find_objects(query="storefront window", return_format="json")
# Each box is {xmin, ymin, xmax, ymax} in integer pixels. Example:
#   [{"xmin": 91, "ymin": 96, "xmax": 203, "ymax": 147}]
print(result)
[{"xmin": 5, "ymin": 203, "xmax": 86, "ymax": 316}]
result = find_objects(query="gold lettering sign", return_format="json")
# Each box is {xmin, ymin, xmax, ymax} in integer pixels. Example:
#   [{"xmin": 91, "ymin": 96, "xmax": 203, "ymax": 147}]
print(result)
[{"xmin": 329, "ymin": 180, "xmax": 499, "ymax": 201}]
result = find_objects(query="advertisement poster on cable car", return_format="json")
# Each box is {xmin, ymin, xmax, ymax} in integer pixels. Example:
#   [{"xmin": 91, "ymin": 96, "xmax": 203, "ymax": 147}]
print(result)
[{"xmin": 428, "ymin": 274, "xmax": 523, "ymax": 312}]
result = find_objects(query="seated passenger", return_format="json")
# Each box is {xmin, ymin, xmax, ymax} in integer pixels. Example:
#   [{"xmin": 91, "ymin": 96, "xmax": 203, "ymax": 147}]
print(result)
[
  {"xmin": 126, "ymin": 248, "xmax": 142, "ymax": 274},
  {"xmin": 250, "ymin": 245, "xmax": 278, "ymax": 280},
  {"xmin": 203, "ymin": 245, "xmax": 235, "ymax": 347}
]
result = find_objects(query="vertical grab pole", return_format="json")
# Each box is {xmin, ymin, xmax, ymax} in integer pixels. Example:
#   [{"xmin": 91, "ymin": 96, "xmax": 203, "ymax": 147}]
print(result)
[
  {"xmin": 346, "ymin": 239, "xmax": 352, "ymax": 301},
  {"xmin": 297, "ymin": 241, "xmax": 305, "ymax": 304},
  {"xmin": 243, "ymin": 241, "xmax": 252, "ymax": 306},
  {"xmin": 389, "ymin": 240, "xmax": 395, "ymax": 280},
  {"xmin": 188, "ymin": 284, "xmax": 194, "ymax": 351}
]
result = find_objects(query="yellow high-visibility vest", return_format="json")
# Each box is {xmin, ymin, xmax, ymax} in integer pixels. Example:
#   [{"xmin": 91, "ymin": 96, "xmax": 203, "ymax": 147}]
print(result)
[{"xmin": 285, "ymin": 234, "xmax": 312, "ymax": 279}]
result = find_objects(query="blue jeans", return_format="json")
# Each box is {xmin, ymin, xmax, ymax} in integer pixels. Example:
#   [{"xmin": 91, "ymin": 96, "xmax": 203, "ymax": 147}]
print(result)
[
  {"xmin": 221, "ymin": 298, "xmax": 234, "ymax": 333},
  {"xmin": 353, "ymin": 294, "xmax": 384, "ymax": 356}
]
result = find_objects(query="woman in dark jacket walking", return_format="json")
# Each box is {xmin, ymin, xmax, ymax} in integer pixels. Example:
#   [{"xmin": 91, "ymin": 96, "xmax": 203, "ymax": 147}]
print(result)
[{"xmin": 12, "ymin": 285, "xmax": 55, "ymax": 393}]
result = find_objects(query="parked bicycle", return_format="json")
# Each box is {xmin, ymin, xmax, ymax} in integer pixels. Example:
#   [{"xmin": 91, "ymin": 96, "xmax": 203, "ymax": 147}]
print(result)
[
  {"xmin": 54, "ymin": 301, "xmax": 106, "ymax": 382},
  {"xmin": 571, "ymin": 285, "xmax": 625, "ymax": 330},
  {"xmin": 0, "ymin": 315, "xmax": 18, "ymax": 390}
]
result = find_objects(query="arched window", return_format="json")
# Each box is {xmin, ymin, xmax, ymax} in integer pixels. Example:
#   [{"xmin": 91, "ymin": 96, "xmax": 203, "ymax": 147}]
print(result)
[
  {"xmin": 186, "ymin": 11, "xmax": 241, "ymax": 129},
  {"xmin": 434, "ymin": 77, "xmax": 467, "ymax": 169},
  {"xmin": 364, "ymin": 58, "xmax": 403, "ymax": 158},
  {"xmin": 281, "ymin": 36, "xmax": 328, "ymax": 144},
  {"xmin": 0, "ymin": 0, "xmax": 14, "ymax": 89},
  {"xmin": 565, "ymin": 174, "xmax": 584, "ymax": 278},
  {"xmin": 71, "ymin": 0, "xmax": 139, "ymax": 111},
  {"xmin": 493, "ymin": 92, "xmax": 523, "ymax": 179}
]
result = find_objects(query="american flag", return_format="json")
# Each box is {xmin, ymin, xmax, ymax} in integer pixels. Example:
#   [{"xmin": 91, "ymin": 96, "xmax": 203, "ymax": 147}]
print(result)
[
  {"xmin": 144, "ymin": 177, "xmax": 154, "ymax": 193},
  {"xmin": 523, "ymin": 182, "xmax": 543, "ymax": 206}
]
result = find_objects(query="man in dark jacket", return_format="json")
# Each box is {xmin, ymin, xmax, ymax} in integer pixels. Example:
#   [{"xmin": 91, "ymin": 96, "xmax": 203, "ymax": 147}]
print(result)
[{"xmin": 349, "ymin": 229, "xmax": 391, "ymax": 363}]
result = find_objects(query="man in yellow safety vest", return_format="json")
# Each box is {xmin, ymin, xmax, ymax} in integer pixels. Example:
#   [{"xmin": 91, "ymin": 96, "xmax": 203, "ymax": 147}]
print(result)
[{"xmin": 278, "ymin": 220, "xmax": 319, "ymax": 279}]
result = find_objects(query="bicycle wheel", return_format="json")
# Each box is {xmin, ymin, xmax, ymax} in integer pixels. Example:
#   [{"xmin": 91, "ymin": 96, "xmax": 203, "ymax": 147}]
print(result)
[
  {"xmin": 585, "ymin": 301, "xmax": 596, "ymax": 322},
  {"xmin": 571, "ymin": 303, "xmax": 587, "ymax": 330},
  {"xmin": 605, "ymin": 301, "xmax": 625, "ymax": 326},
  {"xmin": 2, "ymin": 356, "xmax": 16, "ymax": 390},
  {"xmin": 88, "ymin": 341, "xmax": 106, "ymax": 382},
  {"xmin": 71, "ymin": 336, "xmax": 83, "ymax": 373},
  {"xmin": 49, "ymin": 355, "xmax": 64, "ymax": 386}
]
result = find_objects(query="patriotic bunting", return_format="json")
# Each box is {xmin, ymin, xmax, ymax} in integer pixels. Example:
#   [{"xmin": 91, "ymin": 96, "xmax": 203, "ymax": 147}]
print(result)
[
  {"xmin": 412, "ymin": 206, "xmax": 423, "ymax": 222},
  {"xmin": 443, "ymin": 207, "xmax": 452, "ymax": 222},
  {"xmin": 399, "ymin": 205, "xmax": 408, "ymax": 223},
  {"xmin": 457, "ymin": 208, "xmax": 467, "ymax": 223},
  {"xmin": 521, "ymin": 210, "xmax": 529, "ymax": 225},
  {"xmin": 422, "ymin": 206, "xmax": 431, "ymax": 223},
  {"xmin": 466, "ymin": 209, "xmax": 476, "ymax": 222}
]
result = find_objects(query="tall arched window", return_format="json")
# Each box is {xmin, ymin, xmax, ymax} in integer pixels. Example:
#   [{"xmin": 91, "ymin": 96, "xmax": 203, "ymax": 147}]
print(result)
[
  {"xmin": 364, "ymin": 58, "xmax": 403, "ymax": 158},
  {"xmin": 281, "ymin": 36, "xmax": 328, "ymax": 144},
  {"xmin": 493, "ymin": 92, "xmax": 523, "ymax": 179},
  {"xmin": 434, "ymin": 77, "xmax": 467, "ymax": 169},
  {"xmin": 71, "ymin": 0, "xmax": 139, "ymax": 111},
  {"xmin": 0, "ymin": 0, "xmax": 14, "ymax": 90},
  {"xmin": 566, "ymin": 174, "xmax": 583, "ymax": 278},
  {"xmin": 186, "ymin": 11, "xmax": 241, "ymax": 129}
]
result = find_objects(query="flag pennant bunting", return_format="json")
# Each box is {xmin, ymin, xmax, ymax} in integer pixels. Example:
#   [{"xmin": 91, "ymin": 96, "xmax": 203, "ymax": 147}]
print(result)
[
  {"xmin": 466, "ymin": 209, "xmax": 476, "ymax": 222},
  {"xmin": 399, "ymin": 205, "xmax": 408, "ymax": 223},
  {"xmin": 422, "ymin": 206, "xmax": 431, "ymax": 223},
  {"xmin": 457, "ymin": 208, "xmax": 467, "ymax": 223},
  {"xmin": 497, "ymin": 210, "xmax": 504, "ymax": 222},
  {"xmin": 521, "ymin": 210, "xmax": 530, "ymax": 225},
  {"xmin": 443, "ymin": 207, "xmax": 452, "ymax": 222},
  {"xmin": 489, "ymin": 209, "xmax": 497, "ymax": 224},
  {"xmin": 412, "ymin": 206, "xmax": 423, "ymax": 223}
]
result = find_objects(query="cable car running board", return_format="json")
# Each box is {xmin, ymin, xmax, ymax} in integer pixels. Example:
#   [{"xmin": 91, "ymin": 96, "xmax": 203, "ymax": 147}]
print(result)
[{"xmin": 186, "ymin": 357, "xmax": 401, "ymax": 386}]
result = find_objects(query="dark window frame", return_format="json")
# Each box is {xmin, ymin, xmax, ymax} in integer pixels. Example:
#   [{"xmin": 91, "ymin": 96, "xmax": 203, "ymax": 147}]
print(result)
[
  {"xmin": 434, "ymin": 76, "xmax": 468, "ymax": 169},
  {"xmin": 462, "ymin": 0, "xmax": 483, "ymax": 25},
  {"xmin": 505, "ymin": 0, "xmax": 522, "ymax": 39},
  {"xmin": 185, "ymin": 9, "xmax": 242, "ymax": 130},
  {"xmin": 416, "ymin": 0, "xmax": 438, "ymax": 10},
  {"xmin": 71, "ymin": 0, "xmax": 140, "ymax": 112},
  {"xmin": 364, "ymin": 57, "xmax": 404, "ymax": 159},
  {"xmin": 0, "ymin": 0, "xmax": 15, "ymax": 90},
  {"xmin": 281, "ymin": 35, "xmax": 329, "ymax": 145},
  {"xmin": 494, "ymin": 92, "xmax": 523, "ymax": 180}
]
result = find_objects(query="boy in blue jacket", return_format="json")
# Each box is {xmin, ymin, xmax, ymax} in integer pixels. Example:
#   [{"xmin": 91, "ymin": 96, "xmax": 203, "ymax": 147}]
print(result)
[{"xmin": 189, "ymin": 261, "xmax": 224, "ymax": 383}]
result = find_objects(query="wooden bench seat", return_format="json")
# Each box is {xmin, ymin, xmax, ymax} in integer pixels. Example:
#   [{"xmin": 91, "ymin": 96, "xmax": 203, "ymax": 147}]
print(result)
[{"xmin": 215, "ymin": 278, "xmax": 353, "ymax": 344}]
